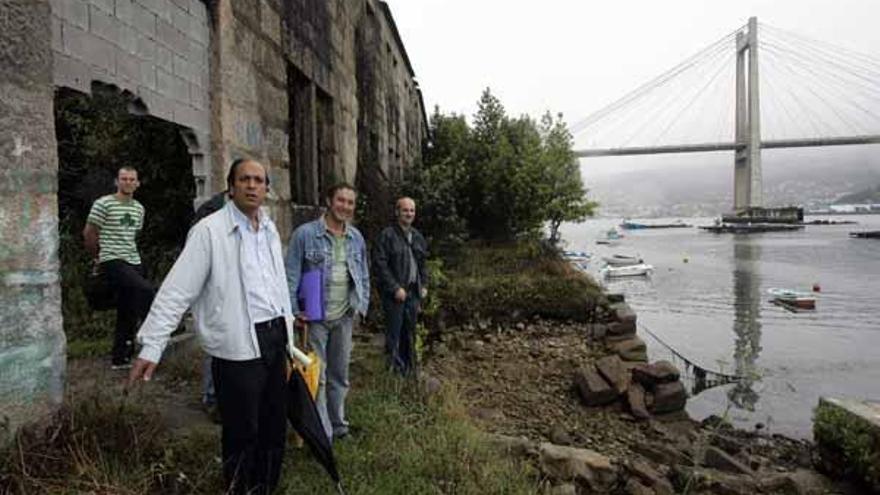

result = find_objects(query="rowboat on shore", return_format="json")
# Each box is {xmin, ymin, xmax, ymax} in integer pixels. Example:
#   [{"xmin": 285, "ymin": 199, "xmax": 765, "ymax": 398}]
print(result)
[
  {"xmin": 601, "ymin": 263, "xmax": 654, "ymax": 278},
  {"xmin": 602, "ymin": 254, "xmax": 643, "ymax": 267},
  {"xmin": 767, "ymin": 288, "xmax": 816, "ymax": 310}
]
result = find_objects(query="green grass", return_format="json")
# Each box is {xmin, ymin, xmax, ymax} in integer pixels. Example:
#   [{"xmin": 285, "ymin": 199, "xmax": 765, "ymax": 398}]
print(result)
[
  {"xmin": 437, "ymin": 241, "xmax": 603, "ymax": 325},
  {"xmin": 279, "ymin": 347, "xmax": 542, "ymax": 494},
  {"xmin": 1, "ymin": 344, "xmax": 542, "ymax": 494}
]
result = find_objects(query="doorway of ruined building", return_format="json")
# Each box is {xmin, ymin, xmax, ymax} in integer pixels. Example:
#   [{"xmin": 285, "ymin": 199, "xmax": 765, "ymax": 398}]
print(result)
[{"xmin": 54, "ymin": 84, "xmax": 196, "ymax": 348}]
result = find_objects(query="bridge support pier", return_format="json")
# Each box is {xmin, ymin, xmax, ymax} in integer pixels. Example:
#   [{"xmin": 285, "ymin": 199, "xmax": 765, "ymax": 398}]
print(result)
[{"xmin": 735, "ymin": 16, "xmax": 763, "ymax": 212}]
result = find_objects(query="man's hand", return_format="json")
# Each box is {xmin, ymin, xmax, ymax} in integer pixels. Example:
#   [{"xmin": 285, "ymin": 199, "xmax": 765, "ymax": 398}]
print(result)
[
  {"xmin": 127, "ymin": 358, "xmax": 158, "ymax": 386},
  {"xmin": 394, "ymin": 287, "xmax": 407, "ymax": 303}
]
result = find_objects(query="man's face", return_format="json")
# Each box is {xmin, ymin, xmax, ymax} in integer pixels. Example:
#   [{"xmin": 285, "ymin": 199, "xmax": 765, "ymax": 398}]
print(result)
[
  {"xmin": 327, "ymin": 187, "xmax": 356, "ymax": 224},
  {"xmin": 229, "ymin": 161, "xmax": 268, "ymax": 213},
  {"xmin": 397, "ymin": 198, "xmax": 416, "ymax": 227},
  {"xmin": 116, "ymin": 170, "xmax": 140, "ymax": 195}
]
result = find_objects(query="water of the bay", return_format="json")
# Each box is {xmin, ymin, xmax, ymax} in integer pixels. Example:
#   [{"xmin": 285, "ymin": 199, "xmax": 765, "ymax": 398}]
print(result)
[{"xmin": 560, "ymin": 215, "xmax": 880, "ymax": 439}]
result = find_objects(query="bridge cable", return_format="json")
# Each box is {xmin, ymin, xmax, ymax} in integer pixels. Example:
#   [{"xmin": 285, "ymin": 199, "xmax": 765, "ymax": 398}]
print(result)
[
  {"xmin": 569, "ymin": 26, "xmax": 744, "ymax": 136},
  {"xmin": 763, "ymin": 44, "xmax": 873, "ymax": 136}
]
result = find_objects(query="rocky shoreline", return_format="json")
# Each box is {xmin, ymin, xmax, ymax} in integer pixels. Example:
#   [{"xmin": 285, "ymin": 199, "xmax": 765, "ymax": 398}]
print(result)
[{"xmin": 423, "ymin": 296, "xmax": 861, "ymax": 494}]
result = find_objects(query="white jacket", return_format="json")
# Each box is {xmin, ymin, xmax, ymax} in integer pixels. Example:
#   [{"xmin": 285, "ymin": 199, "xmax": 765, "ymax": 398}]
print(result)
[{"xmin": 136, "ymin": 202, "xmax": 292, "ymax": 363}]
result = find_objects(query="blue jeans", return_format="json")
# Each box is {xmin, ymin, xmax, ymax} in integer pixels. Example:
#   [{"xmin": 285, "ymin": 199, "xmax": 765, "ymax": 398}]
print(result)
[
  {"xmin": 382, "ymin": 292, "xmax": 419, "ymax": 375},
  {"xmin": 308, "ymin": 315, "xmax": 353, "ymax": 440}
]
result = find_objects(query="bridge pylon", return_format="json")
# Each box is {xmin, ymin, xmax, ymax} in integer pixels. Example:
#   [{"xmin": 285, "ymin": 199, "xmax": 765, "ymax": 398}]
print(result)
[{"xmin": 734, "ymin": 17, "xmax": 762, "ymax": 211}]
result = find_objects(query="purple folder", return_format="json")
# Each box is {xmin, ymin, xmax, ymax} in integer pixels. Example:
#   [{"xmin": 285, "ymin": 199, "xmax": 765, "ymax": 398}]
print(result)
[{"xmin": 297, "ymin": 268, "xmax": 324, "ymax": 321}]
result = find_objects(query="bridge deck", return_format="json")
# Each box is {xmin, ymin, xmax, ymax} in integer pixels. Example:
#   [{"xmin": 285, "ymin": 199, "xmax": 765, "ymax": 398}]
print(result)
[{"xmin": 574, "ymin": 135, "xmax": 880, "ymax": 158}]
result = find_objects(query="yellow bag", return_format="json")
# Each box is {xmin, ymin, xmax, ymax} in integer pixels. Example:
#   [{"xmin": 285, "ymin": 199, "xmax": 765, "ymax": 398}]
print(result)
[{"xmin": 300, "ymin": 351, "xmax": 320, "ymax": 399}]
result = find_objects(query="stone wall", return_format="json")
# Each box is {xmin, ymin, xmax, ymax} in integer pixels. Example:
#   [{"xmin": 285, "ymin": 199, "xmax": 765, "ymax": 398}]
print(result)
[
  {"xmin": 0, "ymin": 0, "xmax": 66, "ymax": 442},
  {"xmin": 0, "ymin": 0, "xmax": 426, "ymax": 438}
]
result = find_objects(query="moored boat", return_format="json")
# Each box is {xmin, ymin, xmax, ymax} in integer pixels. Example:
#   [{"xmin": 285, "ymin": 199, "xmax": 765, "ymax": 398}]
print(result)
[
  {"xmin": 767, "ymin": 288, "xmax": 816, "ymax": 310},
  {"xmin": 602, "ymin": 254, "xmax": 643, "ymax": 267},
  {"xmin": 601, "ymin": 263, "xmax": 654, "ymax": 278}
]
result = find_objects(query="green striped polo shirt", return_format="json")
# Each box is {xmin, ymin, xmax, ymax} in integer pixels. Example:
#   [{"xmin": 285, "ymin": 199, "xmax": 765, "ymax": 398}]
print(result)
[{"xmin": 87, "ymin": 194, "xmax": 145, "ymax": 265}]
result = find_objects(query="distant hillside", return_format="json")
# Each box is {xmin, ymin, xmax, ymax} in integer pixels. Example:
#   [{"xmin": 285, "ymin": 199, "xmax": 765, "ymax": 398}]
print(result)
[
  {"xmin": 834, "ymin": 184, "xmax": 880, "ymax": 204},
  {"xmin": 580, "ymin": 145, "xmax": 880, "ymax": 217}
]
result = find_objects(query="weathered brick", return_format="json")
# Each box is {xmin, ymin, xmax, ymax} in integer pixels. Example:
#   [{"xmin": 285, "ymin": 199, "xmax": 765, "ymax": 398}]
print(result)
[
  {"xmin": 64, "ymin": 25, "xmax": 115, "ymax": 73},
  {"xmin": 189, "ymin": 81, "xmax": 207, "ymax": 110},
  {"xmin": 135, "ymin": 33, "xmax": 156, "ymax": 61},
  {"xmin": 90, "ymin": 0, "xmax": 114, "ymax": 14},
  {"xmin": 157, "ymin": 18, "xmax": 187, "ymax": 53},
  {"xmin": 172, "ymin": 53, "xmax": 195, "ymax": 83},
  {"xmin": 156, "ymin": 68, "xmax": 188, "ymax": 102},
  {"xmin": 138, "ymin": 58, "xmax": 156, "ymax": 90},
  {"xmin": 115, "ymin": 46, "xmax": 140, "ymax": 81},
  {"xmin": 53, "ymin": 52, "xmax": 92, "ymax": 92},
  {"xmin": 169, "ymin": 0, "xmax": 188, "ymax": 11},
  {"xmin": 155, "ymin": 44, "xmax": 172, "ymax": 71},
  {"xmin": 131, "ymin": 1, "xmax": 156, "ymax": 37},
  {"xmin": 88, "ymin": 4, "xmax": 121, "ymax": 45},
  {"xmin": 189, "ymin": 0, "xmax": 206, "ymax": 21},
  {"xmin": 170, "ymin": 4, "xmax": 190, "ymax": 33},
  {"xmin": 58, "ymin": 0, "xmax": 89, "ymax": 30},
  {"xmin": 189, "ymin": 15, "xmax": 209, "ymax": 45},
  {"xmin": 115, "ymin": 0, "xmax": 133, "ymax": 23},
  {"xmin": 173, "ymin": 103, "xmax": 209, "ymax": 131}
]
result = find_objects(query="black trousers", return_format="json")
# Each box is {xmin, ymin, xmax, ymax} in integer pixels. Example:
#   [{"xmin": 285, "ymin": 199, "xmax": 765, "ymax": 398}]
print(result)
[
  {"xmin": 101, "ymin": 260, "xmax": 154, "ymax": 363},
  {"xmin": 212, "ymin": 318, "xmax": 288, "ymax": 495}
]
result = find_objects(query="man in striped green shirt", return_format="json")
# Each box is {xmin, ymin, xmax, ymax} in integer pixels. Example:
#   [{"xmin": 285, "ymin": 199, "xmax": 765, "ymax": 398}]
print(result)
[{"xmin": 84, "ymin": 167, "xmax": 155, "ymax": 368}]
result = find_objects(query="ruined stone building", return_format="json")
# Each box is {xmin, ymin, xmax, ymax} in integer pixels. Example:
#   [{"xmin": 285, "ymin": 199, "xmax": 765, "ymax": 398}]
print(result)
[{"xmin": 0, "ymin": 0, "xmax": 427, "ymax": 439}]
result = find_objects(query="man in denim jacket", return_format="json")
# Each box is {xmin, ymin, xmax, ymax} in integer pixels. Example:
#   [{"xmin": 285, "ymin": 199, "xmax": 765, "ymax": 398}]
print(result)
[{"xmin": 286, "ymin": 182, "xmax": 369, "ymax": 440}]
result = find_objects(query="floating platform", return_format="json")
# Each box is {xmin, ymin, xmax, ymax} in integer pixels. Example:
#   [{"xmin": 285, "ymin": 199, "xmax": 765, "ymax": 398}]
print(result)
[
  {"xmin": 620, "ymin": 221, "xmax": 692, "ymax": 229},
  {"xmin": 850, "ymin": 230, "xmax": 880, "ymax": 238},
  {"xmin": 700, "ymin": 223, "xmax": 804, "ymax": 234}
]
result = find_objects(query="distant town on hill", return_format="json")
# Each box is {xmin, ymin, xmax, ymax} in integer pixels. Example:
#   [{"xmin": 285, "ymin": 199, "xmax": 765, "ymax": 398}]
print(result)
[{"xmin": 581, "ymin": 146, "xmax": 880, "ymax": 218}]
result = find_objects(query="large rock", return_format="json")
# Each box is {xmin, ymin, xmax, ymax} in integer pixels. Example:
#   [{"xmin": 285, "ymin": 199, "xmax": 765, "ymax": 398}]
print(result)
[
  {"xmin": 605, "ymin": 322, "xmax": 637, "ymax": 342},
  {"xmin": 574, "ymin": 364, "xmax": 618, "ymax": 407},
  {"xmin": 702, "ymin": 446, "xmax": 753, "ymax": 475},
  {"xmin": 631, "ymin": 361, "xmax": 680, "ymax": 388},
  {"xmin": 486, "ymin": 433, "xmax": 537, "ymax": 457},
  {"xmin": 608, "ymin": 337, "xmax": 648, "ymax": 362},
  {"xmin": 635, "ymin": 441, "xmax": 693, "ymax": 467},
  {"xmin": 538, "ymin": 443, "xmax": 617, "ymax": 492},
  {"xmin": 596, "ymin": 355, "xmax": 630, "ymax": 395},
  {"xmin": 627, "ymin": 383, "xmax": 651, "ymax": 420},
  {"xmin": 650, "ymin": 381, "xmax": 687, "ymax": 414},
  {"xmin": 628, "ymin": 459, "xmax": 674, "ymax": 495}
]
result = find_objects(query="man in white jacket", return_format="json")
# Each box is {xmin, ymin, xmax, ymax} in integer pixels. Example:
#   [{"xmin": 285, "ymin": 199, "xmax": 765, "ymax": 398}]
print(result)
[{"xmin": 129, "ymin": 159, "xmax": 291, "ymax": 495}]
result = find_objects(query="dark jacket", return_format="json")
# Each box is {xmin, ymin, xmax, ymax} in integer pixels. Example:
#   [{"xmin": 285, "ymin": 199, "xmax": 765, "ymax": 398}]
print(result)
[{"xmin": 374, "ymin": 224, "xmax": 428, "ymax": 298}]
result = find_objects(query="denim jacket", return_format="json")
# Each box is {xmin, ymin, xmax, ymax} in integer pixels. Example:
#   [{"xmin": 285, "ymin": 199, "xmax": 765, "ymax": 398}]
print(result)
[{"xmin": 285, "ymin": 217, "xmax": 370, "ymax": 318}]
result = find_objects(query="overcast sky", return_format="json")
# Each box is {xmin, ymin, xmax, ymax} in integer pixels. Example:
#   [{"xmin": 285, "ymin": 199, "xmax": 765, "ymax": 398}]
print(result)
[{"xmin": 385, "ymin": 0, "xmax": 880, "ymax": 127}]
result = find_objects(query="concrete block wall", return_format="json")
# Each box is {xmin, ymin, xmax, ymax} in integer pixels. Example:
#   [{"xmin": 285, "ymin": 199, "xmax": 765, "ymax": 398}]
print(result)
[
  {"xmin": 0, "ymin": 0, "xmax": 66, "ymax": 442},
  {"xmin": 50, "ymin": 0, "xmax": 213, "ymax": 194}
]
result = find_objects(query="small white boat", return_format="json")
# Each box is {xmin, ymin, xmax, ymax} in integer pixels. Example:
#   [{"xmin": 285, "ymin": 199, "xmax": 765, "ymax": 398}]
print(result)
[
  {"xmin": 562, "ymin": 250, "xmax": 591, "ymax": 263},
  {"xmin": 767, "ymin": 288, "xmax": 816, "ymax": 310},
  {"xmin": 602, "ymin": 263, "xmax": 654, "ymax": 278},
  {"xmin": 602, "ymin": 254, "xmax": 643, "ymax": 267}
]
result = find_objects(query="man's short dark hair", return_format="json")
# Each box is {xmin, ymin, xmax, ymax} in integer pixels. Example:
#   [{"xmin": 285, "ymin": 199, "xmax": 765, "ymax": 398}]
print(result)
[
  {"xmin": 325, "ymin": 182, "xmax": 356, "ymax": 201},
  {"xmin": 118, "ymin": 166, "xmax": 138, "ymax": 176},
  {"xmin": 226, "ymin": 158, "xmax": 270, "ymax": 190}
]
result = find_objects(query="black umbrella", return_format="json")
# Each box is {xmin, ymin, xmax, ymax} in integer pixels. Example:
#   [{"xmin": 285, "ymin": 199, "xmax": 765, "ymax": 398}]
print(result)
[{"xmin": 286, "ymin": 367, "xmax": 346, "ymax": 495}]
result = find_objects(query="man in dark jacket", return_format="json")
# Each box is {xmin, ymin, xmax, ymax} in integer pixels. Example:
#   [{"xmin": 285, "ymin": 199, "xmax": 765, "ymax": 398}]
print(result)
[{"xmin": 373, "ymin": 197, "xmax": 428, "ymax": 375}]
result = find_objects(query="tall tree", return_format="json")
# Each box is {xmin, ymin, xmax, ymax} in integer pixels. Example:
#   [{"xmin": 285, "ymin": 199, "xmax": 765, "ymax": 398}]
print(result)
[{"xmin": 538, "ymin": 112, "xmax": 597, "ymax": 244}]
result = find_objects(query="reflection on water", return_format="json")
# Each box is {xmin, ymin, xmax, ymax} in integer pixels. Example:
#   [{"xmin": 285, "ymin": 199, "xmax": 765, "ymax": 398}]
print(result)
[
  {"xmin": 728, "ymin": 240, "xmax": 762, "ymax": 411},
  {"xmin": 563, "ymin": 215, "xmax": 880, "ymax": 438}
]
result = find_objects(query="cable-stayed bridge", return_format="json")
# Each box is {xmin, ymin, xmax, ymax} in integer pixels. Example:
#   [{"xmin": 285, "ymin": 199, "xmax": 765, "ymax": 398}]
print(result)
[{"xmin": 570, "ymin": 17, "xmax": 880, "ymax": 214}]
